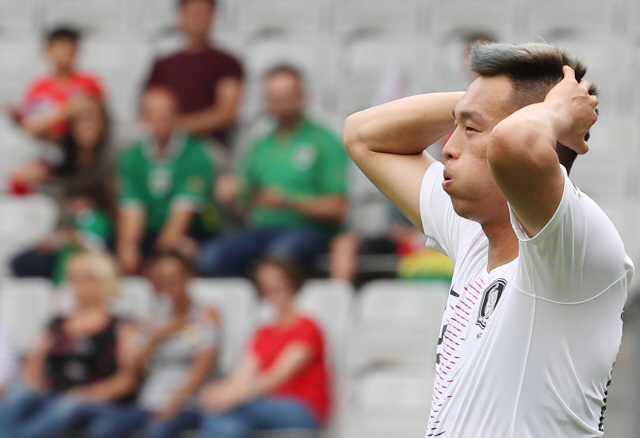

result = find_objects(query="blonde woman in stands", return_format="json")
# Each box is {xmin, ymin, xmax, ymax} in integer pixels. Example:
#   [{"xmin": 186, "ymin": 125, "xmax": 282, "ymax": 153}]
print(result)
[
  {"xmin": 200, "ymin": 258, "xmax": 330, "ymax": 437},
  {"xmin": 0, "ymin": 252, "xmax": 138, "ymax": 438}
]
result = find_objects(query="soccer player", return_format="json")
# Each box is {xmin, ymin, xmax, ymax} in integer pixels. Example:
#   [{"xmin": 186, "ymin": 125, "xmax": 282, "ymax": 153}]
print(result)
[{"xmin": 344, "ymin": 42, "xmax": 634, "ymax": 437}]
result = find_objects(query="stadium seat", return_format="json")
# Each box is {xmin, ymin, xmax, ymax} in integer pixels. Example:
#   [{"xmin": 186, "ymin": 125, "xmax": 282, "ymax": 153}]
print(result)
[
  {"xmin": 188, "ymin": 278, "xmax": 259, "ymax": 373},
  {"xmin": 336, "ymin": 35, "xmax": 427, "ymax": 119},
  {"xmin": 55, "ymin": 276, "xmax": 155, "ymax": 321},
  {"xmin": 0, "ymin": 0, "xmax": 39, "ymax": 35},
  {"xmin": 78, "ymin": 38, "xmax": 153, "ymax": 122},
  {"xmin": 43, "ymin": 0, "xmax": 133, "ymax": 36},
  {"xmin": 240, "ymin": 35, "xmax": 334, "ymax": 123},
  {"xmin": 0, "ymin": 37, "xmax": 46, "ymax": 102},
  {"xmin": 296, "ymin": 279, "xmax": 356, "ymax": 371},
  {"xmin": 238, "ymin": 0, "xmax": 325, "ymax": 38},
  {"xmin": 0, "ymin": 195, "xmax": 59, "ymax": 275},
  {"xmin": 0, "ymin": 277, "xmax": 53, "ymax": 355},
  {"xmin": 523, "ymin": 0, "xmax": 617, "ymax": 38},
  {"xmin": 343, "ymin": 369, "xmax": 431, "ymax": 438},
  {"xmin": 334, "ymin": 0, "xmax": 419, "ymax": 37},
  {"xmin": 346, "ymin": 279, "xmax": 449, "ymax": 373}
]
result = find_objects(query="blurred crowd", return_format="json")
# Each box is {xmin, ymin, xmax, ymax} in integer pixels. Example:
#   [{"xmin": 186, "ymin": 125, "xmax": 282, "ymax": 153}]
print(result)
[
  {"xmin": 6, "ymin": 0, "xmax": 459, "ymax": 286},
  {"xmin": 0, "ymin": 251, "xmax": 330, "ymax": 438},
  {"xmin": 0, "ymin": 0, "xmax": 462, "ymax": 436}
]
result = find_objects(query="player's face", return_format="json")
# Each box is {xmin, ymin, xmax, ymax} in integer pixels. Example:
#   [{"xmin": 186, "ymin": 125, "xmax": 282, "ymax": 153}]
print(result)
[
  {"xmin": 180, "ymin": 0, "xmax": 214, "ymax": 39},
  {"xmin": 264, "ymin": 73, "xmax": 305, "ymax": 124},
  {"xmin": 442, "ymin": 75, "xmax": 513, "ymax": 223}
]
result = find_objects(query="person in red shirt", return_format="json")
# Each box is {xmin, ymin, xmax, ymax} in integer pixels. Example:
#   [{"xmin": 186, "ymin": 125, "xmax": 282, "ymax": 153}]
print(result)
[
  {"xmin": 13, "ymin": 27, "xmax": 104, "ymax": 141},
  {"xmin": 145, "ymin": 0, "xmax": 243, "ymax": 147},
  {"xmin": 199, "ymin": 258, "xmax": 330, "ymax": 437}
]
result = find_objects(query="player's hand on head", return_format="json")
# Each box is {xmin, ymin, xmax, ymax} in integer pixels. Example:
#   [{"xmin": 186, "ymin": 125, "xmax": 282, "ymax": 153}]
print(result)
[{"xmin": 544, "ymin": 65, "xmax": 598, "ymax": 155}]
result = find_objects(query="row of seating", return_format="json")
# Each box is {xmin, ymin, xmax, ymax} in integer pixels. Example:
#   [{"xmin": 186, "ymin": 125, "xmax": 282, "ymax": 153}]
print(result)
[
  {"xmin": 0, "ymin": 0, "xmax": 635, "ymax": 39},
  {"xmin": 0, "ymin": 276, "xmax": 450, "ymax": 438}
]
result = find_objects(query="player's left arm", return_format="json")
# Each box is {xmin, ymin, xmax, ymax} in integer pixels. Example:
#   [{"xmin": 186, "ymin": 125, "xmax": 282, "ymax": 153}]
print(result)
[{"xmin": 487, "ymin": 66, "xmax": 598, "ymax": 237}]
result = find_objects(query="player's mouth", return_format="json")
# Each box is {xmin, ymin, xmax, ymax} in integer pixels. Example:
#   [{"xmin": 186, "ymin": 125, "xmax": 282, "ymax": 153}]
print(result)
[{"xmin": 443, "ymin": 168, "xmax": 453, "ymax": 190}]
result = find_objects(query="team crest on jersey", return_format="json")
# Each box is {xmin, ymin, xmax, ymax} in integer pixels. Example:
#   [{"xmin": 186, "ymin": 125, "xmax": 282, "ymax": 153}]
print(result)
[
  {"xmin": 292, "ymin": 144, "xmax": 317, "ymax": 170},
  {"xmin": 149, "ymin": 167, "xmax": 172, "ymax": 197},
  {"xmin": 476, "ymin": 279, "xmax": 506, "ymax": 329}
]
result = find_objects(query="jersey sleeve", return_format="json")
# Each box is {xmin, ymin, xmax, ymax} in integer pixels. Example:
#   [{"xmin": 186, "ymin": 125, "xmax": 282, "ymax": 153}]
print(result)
[
  {"xmin": 318, "ymin": 131, "xmax": 348, "ymax": 195},
  {"xmin": 510, "ymin": 165, "xmax": 634, "ymax": 303},
  {"xmin": 117, "ymin": 149, "xmax": 144, "ymax": 208},
  {"xmin": 173, "ymin": 146, "xmax": 215, "ymax": 210},
  {"xmin": 218, "ymin": 53, "xmax": 244, "ymax": 81},
  {"xmin": 419, "ymin": 162, "xmax": 475, "ymax": 262}
]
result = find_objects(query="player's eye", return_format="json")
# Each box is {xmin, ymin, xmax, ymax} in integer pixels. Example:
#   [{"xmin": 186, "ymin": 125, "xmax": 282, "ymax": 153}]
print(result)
[{"xmin": 466, "ymin": 126, "xmax": 478, "ymax": 133}]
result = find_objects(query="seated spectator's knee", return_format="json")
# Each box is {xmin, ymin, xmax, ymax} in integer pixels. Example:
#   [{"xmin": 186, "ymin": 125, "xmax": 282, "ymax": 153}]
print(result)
[{"xmin": 201, "ymin": 414, "xmax": 250, "ymax": 438}]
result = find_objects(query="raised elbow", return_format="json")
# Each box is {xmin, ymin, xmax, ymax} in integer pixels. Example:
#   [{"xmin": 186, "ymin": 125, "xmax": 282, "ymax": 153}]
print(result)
[{"xmin": 343, "ymin": 111, "xmax": 367, "ymax": 157}]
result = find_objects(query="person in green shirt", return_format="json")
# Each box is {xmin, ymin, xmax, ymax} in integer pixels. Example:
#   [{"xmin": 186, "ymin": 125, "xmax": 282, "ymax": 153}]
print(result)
[
  {"xmin": 116, "ymin": 87, "xmax": 219, "ymax": 275},
  {"xmin": 11, "ymin": 183, "xmax": 112, "ymax": 284},
  {"xmin": 198, "ymin": 65, "xmax": 348, "ymax": 277}
]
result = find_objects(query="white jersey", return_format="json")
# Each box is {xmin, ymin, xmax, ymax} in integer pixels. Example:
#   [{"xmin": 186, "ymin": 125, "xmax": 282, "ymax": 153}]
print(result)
[{"xmin": 420, "ymin": 162, "xmax": 634, "ymax": 438}]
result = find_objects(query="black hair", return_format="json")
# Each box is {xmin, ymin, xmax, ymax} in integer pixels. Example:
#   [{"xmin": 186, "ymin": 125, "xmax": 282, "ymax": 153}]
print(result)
[
  {"xmin": 470, "ymin": 42, "xmax": 599, "ymax": 174},
  {"xmin": 45, "ymin": 26, "xmax": 80, "ymax": 44},
  {"xmin": 144, "ymin": 250, "xmax": 197, "ymax": 276},
  {"xmin": 178, "ymin": 0, "xmax": 216, "ymax": 8}
]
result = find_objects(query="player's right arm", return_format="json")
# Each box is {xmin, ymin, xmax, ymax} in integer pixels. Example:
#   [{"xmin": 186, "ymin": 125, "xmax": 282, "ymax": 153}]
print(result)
[{"xmin": 343, "ymin": 92, "xmax": 463, "ymax": 231}]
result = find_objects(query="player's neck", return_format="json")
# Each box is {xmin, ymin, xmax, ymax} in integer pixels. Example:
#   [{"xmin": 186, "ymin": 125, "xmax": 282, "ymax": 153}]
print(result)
[{"xmin": 482, "ymin": 220, "xmax": 518, "ymax": 272}]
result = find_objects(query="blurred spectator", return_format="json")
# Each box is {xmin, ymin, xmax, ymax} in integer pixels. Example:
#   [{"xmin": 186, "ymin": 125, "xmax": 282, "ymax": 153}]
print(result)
[
  {"xmin": 198, "ymin": 66, "xmax": 348, "ymax": 277},
  {"xmin": 0, "ymin": 252, "xmax": 138, "ymax": 438},
  {"xmin": 146, "ymin": 0, "xmax": 243, "ymax": 146},
  {"xmin": 11, "ymin": 183, "xmax": 112, "ymax": 284},
  {"xmin": 0, "ymin": 319, "xmax": 18, "ymax": 398},
  {"xmin": 116, "ymin": 87, "xmax": 220, "ymax": 275},
  {"xmin": 12, "ymin": 27, "xmax": 104, "ymax": 141},
  {"xmin": 10, "ymin": 96, "xmax": 115, "ymax": 199},
  {"xmin": 200, "ymin": 258, "xmax": 330, "ymax": 437},
  {"xmin": 93, "ymin": 251, "xmax": 220, "ymax": 438}
]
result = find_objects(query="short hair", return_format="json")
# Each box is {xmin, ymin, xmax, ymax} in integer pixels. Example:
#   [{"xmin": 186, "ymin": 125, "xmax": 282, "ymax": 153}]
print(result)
[
  {"xmin": 46, "ymin": 26, "xmax": 80, "ymax": 44},
  {"xmin": 264, "ymin": 64, "xmax": 305, "ymax": 82},
  {"xmin": 144, "ymin": 250, "xmax": 196, "ymax": 276},
  {"xmin": 469, "ymin": 42, "xmax": 598, "ymax": 173},
  {"xmin": 141, "ymin": 85, "xmax": 181, "ymax": 113},
  {"xmin": 252, "ymin": 258, "xmax": 307, "ymax": 295},
  {"xmin": 178, "ymin": 0, "xmax": 215, "ymax": 8}
]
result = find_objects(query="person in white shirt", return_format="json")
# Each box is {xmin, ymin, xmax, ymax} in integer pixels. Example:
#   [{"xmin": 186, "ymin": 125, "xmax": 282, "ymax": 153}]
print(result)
[{"xmin": 343, "ymin": 42, "xmax": 634, "ymax": 438}]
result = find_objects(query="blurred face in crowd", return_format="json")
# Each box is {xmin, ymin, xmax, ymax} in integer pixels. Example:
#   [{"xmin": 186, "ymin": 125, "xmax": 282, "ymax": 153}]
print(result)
[
  {"xmin": 147, "ymin": 256, "xmax": 191, "ymax": 304},
  {"xmin": 71, "ymin": 97, "xmax": 107, "ymax": 151},
  {"xmin": 68, "ymin": 256, "xmax": 105, "ymax": 307},
  {"xmin": 441, "ymin": 75, "xmax": 513, "ymax": 223},
  {"xmin": 264, "ymin": 71, "xmax": 306, "ymax": 126},
  {"xmin": 46, "ymin": 38, "xmax": 77, "ymax": 73},
  {"xmin": 141, "ymin": 88, "xmax": 179, "ymax": 145},
  {"xmin": 255, "ymin": 263, "xmax": 298, "ymax": 312},
  {"xmin": 180, "ymin": 0, "xmax": 215, "ymax": 42}
]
